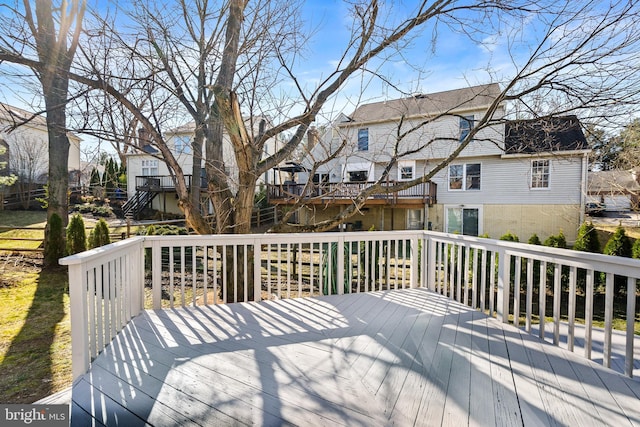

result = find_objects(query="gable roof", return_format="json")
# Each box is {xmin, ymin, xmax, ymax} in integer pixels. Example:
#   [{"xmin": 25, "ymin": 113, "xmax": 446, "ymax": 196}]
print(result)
[
  {"xmin": 504, "ymin": 116, "xmax": 589, "ymax": 154},
  {"xmin": 588, "ymin": 170, "xmax": 640, "ymax": 194},
  {"xmin": 0, "ymin": 102, "xmax": 81, "ymax": 142},
  {"xmin": 347, "ymin": 83, "xmax": 502, "ymax": 124}
]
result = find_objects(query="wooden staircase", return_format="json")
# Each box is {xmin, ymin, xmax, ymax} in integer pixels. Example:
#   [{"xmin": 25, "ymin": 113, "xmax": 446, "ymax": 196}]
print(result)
[{"xmin": 122, "ymin": 190, "xmax": 157, "ymax": 219}]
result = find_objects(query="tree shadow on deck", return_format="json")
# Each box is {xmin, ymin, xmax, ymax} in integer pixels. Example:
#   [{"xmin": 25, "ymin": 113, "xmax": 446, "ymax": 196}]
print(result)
[{"xmin": 70, "ymin": 288, "xmax": 640, "ymax": 426}]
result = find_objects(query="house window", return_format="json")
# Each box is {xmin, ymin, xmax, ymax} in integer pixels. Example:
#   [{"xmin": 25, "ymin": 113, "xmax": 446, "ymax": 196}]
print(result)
[
  {"xmin": 348, "ymin": 170, "xmax": 368, "ymax": 182},
  {"xmin": 398, "ymin": 160, "xmax": 415, "ymax": 181},
  {"xmin": 459, "ymin": 115, "xmax": 474, "ymax": 143},
  {"xmin": 531, "ymin": 159, "xmax": 549, "ymax": 189},
  {"xmin": 174, "ymin": 136, "xmax": 191, "ymax": 154},
  {"xmin": 446, "ymin": 206, "xmax": 480, "ymax": 236},
  {"xmin": 141, "ymin": 159, "xmax": 159, "ymax": 176},
  {"xmin": 448, "ymin": 163, "xmax": 481, "ymax": 190},
  {"xmin": 406, "ymin": 209, "xmax": 424, "ymax": 230},
  {"xmin": 358, "ymin": 128, "xmax": 369, "ymax": 151}
]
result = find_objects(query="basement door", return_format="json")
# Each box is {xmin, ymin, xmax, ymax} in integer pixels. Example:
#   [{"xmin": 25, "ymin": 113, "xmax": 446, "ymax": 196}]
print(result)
[{"xmin": 446, "ymin": 206, "xmax": 480, "ymax": 236}]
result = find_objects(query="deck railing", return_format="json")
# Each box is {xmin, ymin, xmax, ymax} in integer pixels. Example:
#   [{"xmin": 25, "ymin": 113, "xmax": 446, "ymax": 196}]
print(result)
[
  {"xmin": 267, "ymin": 181, "xmax": 437, "ymax": 205},
  {"xmin": 60, "ymin": 230, "xmax": 640, "ymax": 381}
]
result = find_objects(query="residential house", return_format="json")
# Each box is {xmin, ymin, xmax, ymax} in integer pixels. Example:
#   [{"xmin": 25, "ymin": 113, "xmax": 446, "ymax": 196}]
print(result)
[
  {"xmin": 0, "ymin": 103, "xmax": 81, "ymax": 208},
  {"xmin": 125, "ymin": 118, "xmax": 278, "ymax": 217},
  {"xmin": 271, "ymin": 84, "xmax": 590, "ymax": 242},
  {"xmin": 587, "ymin": 169, "xmax": 640, "ymax": 211}
]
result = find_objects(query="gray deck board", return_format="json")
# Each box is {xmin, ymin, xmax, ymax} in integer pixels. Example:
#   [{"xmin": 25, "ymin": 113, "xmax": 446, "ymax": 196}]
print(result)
[{"xmin": 71, "ymin": 288, "xmax": 640, "ymax": 426}]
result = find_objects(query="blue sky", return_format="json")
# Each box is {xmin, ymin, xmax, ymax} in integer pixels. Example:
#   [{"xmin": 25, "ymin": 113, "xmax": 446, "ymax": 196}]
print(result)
[
  {"xmin": 0, "ymin": 0, "xmax": 508, "ymax": 117},
  {"xmin": 290, "ymin": 0, "xmax": 514, "ymax": 118}
]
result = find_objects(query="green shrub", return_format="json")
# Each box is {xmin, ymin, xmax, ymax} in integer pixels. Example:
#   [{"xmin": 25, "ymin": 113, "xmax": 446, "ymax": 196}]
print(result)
[
  {"xmin": 499, "ymin": 232, "xmax": 519, "ymax": 242},
  {"xmin": 528, "ymin": 234, "xmax": 541, "ymax": 245},
  {"xmin": 602, "ymin": 226, "xmax": 632, "ymax": 294},
  {"xmin": 632, "ymin": 238, "xmax": 640, "ymax": 259},
  {"xmin": 44, "ymin": 213, "xmax": 65, "ymax": 267},
  {"xmin": 89, "ymin": 218, "xmax": 111, "ymax": 249},
  {"xmin": 573, "ymin": 222, "xmax": 601, "ymax": 253},
  {"xmin": 66, "ymin": 214, "xmax": 87, "ymax": 255},
  {"xmin": 603, "ymin": 226, "xmax": 632, "ymax": 258},
  {"xmin": 544, "ymin": 230, "xmax": 566, "ymax": 249},
  {"xmin": 145, "ymin": 225, "xmax": 188, "ymax": 235}
]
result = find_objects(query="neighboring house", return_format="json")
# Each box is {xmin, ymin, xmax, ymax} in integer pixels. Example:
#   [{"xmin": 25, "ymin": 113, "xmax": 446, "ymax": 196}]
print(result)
[
  {"xmin": 0, "ymin": 103, "xmax": 81, "ymax": 182},
  {"xmin": 270, "ymin": 84, "xmax": 590, "ymax": 242},
  {"xmin": 587, "ymin": 170, "xmax": 640, "ymax": 211},
  {"xmin": 126, "ymin": 118, "xmax": 278, "ymax": 217}
]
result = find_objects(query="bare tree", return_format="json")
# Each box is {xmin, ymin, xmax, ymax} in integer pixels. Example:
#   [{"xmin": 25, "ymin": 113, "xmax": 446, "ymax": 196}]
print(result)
[
  {"xmin": 8, "ymin": 134, "xmax": 47, "ymax": 208},
  {"xmin": 0, "ymin": 0, "xmax": 86, "ymax": 266}
]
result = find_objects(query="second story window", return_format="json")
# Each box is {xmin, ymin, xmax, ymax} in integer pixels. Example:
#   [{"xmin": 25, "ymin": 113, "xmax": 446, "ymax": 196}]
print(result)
[
  {"xmin": 459, "ymin": 115, "xmax": 474, "ymax": 143},
  {"xmin": 398, "ymin": 160, "xmax": 415, "ymax": 181},
  {"xmin": 531, "ymin": 159, "xmax": 550, "ymax": 189},
  {"xmin": 174, "ymin": 136, "xmax": 192, "ymax": 154},
  {"xmin": 448, "ymin": 163, "xmax": 481, "ymax": 191},
  {"xmin": 358, "ymin": 128, "xmax": 369, "ymax": 151},
  {"xmin": 141, "ymin": 159, "xmax": 159, "ymax": 176}
]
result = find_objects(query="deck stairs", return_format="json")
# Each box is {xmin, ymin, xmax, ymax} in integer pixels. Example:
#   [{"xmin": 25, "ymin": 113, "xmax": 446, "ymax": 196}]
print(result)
[{"xmin": 122, "ymin": 190, "xmax": 157, "ymax": 219}]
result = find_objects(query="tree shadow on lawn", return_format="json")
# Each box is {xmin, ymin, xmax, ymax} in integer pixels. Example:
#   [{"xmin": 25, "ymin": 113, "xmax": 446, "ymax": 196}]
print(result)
[{"xmin": 0, "ymin": 266, "xmax": 69, "ymax": 403}]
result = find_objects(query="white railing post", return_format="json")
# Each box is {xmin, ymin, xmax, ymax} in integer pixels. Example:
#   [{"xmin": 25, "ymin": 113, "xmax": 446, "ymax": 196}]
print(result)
[
  {"xmin": 427, "ymin": 237, "xmax": 436, "ymax": 291},
  {"xmin": 604, "ymin": 272, "xmax": 614, "ymax": 368},
  {"xmin": 626, "ymin": 276, "xmax": 636, "ymax": 377},
  {"xmin": 410, "ymin": 235, "xmax": 419, "ymax": 289},
  {"xmin": 337, "ymin": 236, "xmax": 345, "ymax": 295},
  {"xmin": 254, "ymin": 241, "xmax": 262, "ymax": 302},
  {"xmin": 497, "ymin": 249, "xmax": 509, "ymax": 323},
  {"xmin": 152, "ymin": 239, "xmax": 162, "ymax": 310},
  {"xmin": 68, "ymin": 263, "xmax": 89, "ymax": 381}
]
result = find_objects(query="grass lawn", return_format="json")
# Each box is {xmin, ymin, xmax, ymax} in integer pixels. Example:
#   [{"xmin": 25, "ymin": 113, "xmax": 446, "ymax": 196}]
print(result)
[{"xmin": 0, "ymin": 257, "xmax": 71, "ymax": 403}]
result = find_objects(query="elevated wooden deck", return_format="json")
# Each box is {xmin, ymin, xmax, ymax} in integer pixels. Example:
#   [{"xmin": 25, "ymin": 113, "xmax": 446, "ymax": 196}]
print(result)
[{"xmin": 70, "ymin": 288, "xmax": 640, "ymax": 426}]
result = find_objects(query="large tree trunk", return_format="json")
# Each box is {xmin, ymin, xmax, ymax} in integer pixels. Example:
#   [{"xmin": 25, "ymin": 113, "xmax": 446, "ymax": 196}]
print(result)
[{"xmin": 42, "ymin": 77, "xmax": 71, "ymax": 267}]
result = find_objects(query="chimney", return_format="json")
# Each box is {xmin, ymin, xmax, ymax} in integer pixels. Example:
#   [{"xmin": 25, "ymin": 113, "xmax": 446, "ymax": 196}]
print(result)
[
  {"xmin": 137, "ymin": 127, "xmax": 149, "ymax": 149},
  {"xmin": 307, "ymin": 126, "xmax": 319, "ymax": 151}
]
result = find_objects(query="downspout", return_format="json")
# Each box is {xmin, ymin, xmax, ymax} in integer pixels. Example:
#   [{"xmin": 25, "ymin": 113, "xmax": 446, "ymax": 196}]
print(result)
[{"xmin": 579, "ymin": 152, "xmax": 588, "ymax": 225}]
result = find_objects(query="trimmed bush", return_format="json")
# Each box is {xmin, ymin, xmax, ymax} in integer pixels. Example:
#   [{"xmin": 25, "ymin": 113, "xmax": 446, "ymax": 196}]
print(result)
[
  {"xmin": 66, "ymin": 214, "xmax": 87, "ymax": 255},
  {"xmin": 528, "ymin": 233, "xmax": 541, "ymax": 245},
  {"xmin": 602, "ymin": 226, "xmax": 632, "ymax": 294},
  {"xmin": 44, "ymin": 213, "xmax": 65, "ymax": 267},
  {"xmin": 499, "ymin": 232, "xmax": 519, "ymax": 242},
  {"xmin": 603, "ymin": 226, "xmax": 632, "ymax": 258},
  {"xmin": 573, "ymin": 222, "xmax": 601, "ymax": 253},
  {"xmin": 89, "ymin": 218, "xmax": 111, "ymax": 249},
  {"xmin": 632, "ymin": 238, "xmax": 640, "ymax": 259},
  {"xmin": 544, "ymin": 230, "xmax": 566, "ymax": 249}
]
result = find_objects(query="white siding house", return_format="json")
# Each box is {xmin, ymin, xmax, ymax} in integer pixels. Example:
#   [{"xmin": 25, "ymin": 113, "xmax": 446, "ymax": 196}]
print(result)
[
  {"xmin": 126, "ymin": 118, "xmax": 279, "ymax": 216},
  {"xmin": 0, "ymin": 103, "xmax": 81, "ymax": 184},
  {"xmin": 288, "ymin": 84, "xmax": 589, "ymax": 242}
]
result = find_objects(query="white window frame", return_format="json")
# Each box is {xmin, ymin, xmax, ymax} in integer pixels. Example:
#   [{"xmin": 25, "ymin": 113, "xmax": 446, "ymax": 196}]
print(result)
[
  {"xmin": 174, "ymin": 135, "xmax": 192, "ymax": 154},
  {"xmin": 444, "ymin": 204, "xmax": 483, "ymax": 236},
  {"xmin": 448, "ymin": 163, "xmax": 481, "ymax": 191},
  {"xmin": 459, "ymin": 114, "xmax": 474, "ymax": 143},
  {"xmin": 398, "ymin": 160, "xmax": 415, "ymax": 181},
  {"xmin": 141, "ymin": 159, "xmax": 159, "ymax": 176},
  {"xmin": 357, "ymin": 128, "xmax": 369, "ymax": 151},
  {"xmin": 406, "ymin": 209, "xmax": 424, "ymax": 230},
  {"xmin": 531, "ymin": 159, "xmax": 550, "ymax": 189}
]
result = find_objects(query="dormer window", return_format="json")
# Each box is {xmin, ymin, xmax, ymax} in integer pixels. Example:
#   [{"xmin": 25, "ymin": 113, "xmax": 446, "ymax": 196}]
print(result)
[
  {"xmin": 459, "ymin": 115, "xmax": 474, "ymax": 143},
  {"xmin": 175, "ymin": 136, "xmax": 192, "ymax": 154},
  {"xmin": 358, "ymin": 128, "xmax": 369, "ymax": 151}
]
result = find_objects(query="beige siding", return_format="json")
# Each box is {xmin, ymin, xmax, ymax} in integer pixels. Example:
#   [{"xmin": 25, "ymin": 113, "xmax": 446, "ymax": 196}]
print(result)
[
  {"xmin": 427, "ymin": 203, "xmax": 580, "ymax": 242},
  {"xmin": 483, "ymin": 204, "xmax": 581, "ymax": 242}
]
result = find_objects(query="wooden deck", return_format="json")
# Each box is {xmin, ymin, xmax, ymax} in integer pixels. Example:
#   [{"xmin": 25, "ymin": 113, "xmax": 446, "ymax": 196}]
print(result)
[{"xmin": 70, "ymin": 288, "xmax": 640, "ymax": 426}]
